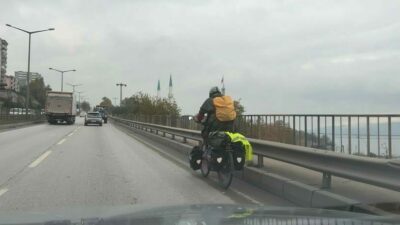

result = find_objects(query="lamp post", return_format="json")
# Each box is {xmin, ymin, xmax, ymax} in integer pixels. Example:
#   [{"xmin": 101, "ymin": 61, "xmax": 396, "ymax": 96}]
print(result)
[
  {"xmin": 66, "ymin": 83, "xmax": 82, "ymax": 93},
  {"xmin": 49, "ymin": 68, "xmax": 76, "ymax": 91},
  {"xmin": 6, "ymin": 24, "xmax": 55, "ymax": 115},
  {"xmin": 116, "ymin": 83, "xmax": 127, "ymax": 106}
]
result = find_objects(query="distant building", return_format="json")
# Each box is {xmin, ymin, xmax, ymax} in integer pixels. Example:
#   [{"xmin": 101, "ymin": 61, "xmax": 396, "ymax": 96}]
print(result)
[
  {"xmin": 14, "ymin": 71, "xmax": 42, "ymax": 87},
  {"xmin": 0, "ymin": 38, "xmax": 8, "ymax": 81},
  {"xmin": 168, "ymin": 74, "xmax": 173, "ymax": 100},
  {"xmin": 157, "ymin": 79, "xmax": 161, "ymax": 99},
  {"xmin": 156, "ymin": 76, "xmax": 174, "ymax": 100},
  {"xmin": 1, "ymin": 75, "xmax": 19, "ymax": 92}
]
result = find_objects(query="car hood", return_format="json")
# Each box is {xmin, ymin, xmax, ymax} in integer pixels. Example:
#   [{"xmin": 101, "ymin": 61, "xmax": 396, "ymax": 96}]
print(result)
[{"xmin": 0, "ymin": 204, "xmax": 399, "ymax": 225}]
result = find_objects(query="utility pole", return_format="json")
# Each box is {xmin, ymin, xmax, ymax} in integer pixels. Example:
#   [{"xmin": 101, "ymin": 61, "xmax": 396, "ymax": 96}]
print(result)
[
  {"xmin": 116, "ymin": 83, "xmax": 127, "ymax": 106},
  {"xmin": 66, "ymin": 83, "xmax": 82, "ymax": 113},
  {"xmin": 6, "ymin": 24, "xmax": 55, "ymax": 116},
  {"xmin": 77, "ymin": 91, "xmax": 84, "ymax": 105}
]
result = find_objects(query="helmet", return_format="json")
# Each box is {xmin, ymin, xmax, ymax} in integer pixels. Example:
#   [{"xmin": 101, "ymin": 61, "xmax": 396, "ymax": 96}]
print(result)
[{"xmin": 209, "ymin": 86, "xmax": 221, "ymax": 97}]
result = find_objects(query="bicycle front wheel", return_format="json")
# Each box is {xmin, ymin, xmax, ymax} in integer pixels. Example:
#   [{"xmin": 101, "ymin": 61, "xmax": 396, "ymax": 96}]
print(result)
[{"xmin": 217, "ymin": 152, "xmax": 233, "ymax": 189}]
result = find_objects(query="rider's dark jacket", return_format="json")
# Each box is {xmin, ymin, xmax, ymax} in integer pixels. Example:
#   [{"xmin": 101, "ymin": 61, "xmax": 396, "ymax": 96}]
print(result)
[{"xmin": 198, "ymin": 92, "xmax": 235, "ymax": 138}]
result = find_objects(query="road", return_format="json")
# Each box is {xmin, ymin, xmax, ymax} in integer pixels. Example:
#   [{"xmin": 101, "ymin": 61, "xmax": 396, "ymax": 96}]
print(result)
[{"xmin": 0, "ymin": 117, "xmax": 292, "ymax": 212}]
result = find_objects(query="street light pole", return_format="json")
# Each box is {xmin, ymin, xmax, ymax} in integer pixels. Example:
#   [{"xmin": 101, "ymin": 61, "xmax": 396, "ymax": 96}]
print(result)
[
  {"xmin": 27, "ymin": 34, "xmax": 31, "ymax": 112},
  {"xmin": 116, "ymin": 83, "xmax": 127, "ymax": 106},
  {"xmin": 66, "ymin": 83, "xmax": 82, "ymax": 93},
  {"xmin": 61, "ymin": 71, "xmax": 64, "ymax": 91},
  {"xmin": 6, "ymin": 24, "xmax": 55, "ymax": 116},
  {"xmin": 49, "ymin": 68, "xmax": 76, "ymax": 91}
]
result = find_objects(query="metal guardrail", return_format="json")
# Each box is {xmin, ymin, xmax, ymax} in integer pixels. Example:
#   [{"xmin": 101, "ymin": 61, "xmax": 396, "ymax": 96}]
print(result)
[
  {"xmin": 111, "ymin": 116, "xmax": 400, "ymax": 192},
  {"xmin": 117, "ymin": 114, "xmax": 400, "ymax": 158},
  {"xmin": 0, "ymin": 113, "xmax": 45, "ymax": 124}
]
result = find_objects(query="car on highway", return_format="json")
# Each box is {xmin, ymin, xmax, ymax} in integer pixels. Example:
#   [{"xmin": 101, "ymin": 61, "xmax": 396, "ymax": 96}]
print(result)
[
  {"xmin": 94, "ymin": 106, "xmax": 108, "ymax": 123},
  {"xmin": 84, "ymin": 112, "xmax": 103, "ymax": 126},
  {"xmin": 101, "ymin": 111, "xmax": 108, "ymax": 123},
  {"xmin": 80, "ymin": 111, "xmax": 87, "ymax": 117}
]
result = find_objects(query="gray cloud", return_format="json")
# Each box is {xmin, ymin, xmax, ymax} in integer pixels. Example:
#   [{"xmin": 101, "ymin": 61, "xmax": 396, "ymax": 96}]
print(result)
[{"xmin": 1, "ymin": 0, "xmax": 400, "ymax": 114}]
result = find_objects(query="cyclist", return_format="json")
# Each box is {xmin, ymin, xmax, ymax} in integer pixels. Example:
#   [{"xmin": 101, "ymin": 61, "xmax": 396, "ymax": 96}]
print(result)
[{"xmin": 194, "ymin": 86, "xmax": 236, "ymax": 148}]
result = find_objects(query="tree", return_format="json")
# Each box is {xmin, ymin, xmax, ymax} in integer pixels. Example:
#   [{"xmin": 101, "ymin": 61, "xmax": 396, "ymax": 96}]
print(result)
[
  {"xmin": 234, "ymin": 100, "xmax": 245, "ymax": 116},
  {"xmin": 29, "ymin": 78, "xmax": 51, "ymax": 109},
  {"xmin": 112, "ymin": 92, "xmax": 181, "ymax": 116},
  {"xmin": 99, "ymin": 97, "xmax": 112, "ymax": 107},
  {"xmin": 80, "ymin": 101, "xmax": 91, "ymax": 112},
  {"xmin": 18, "ymin": 78, "xmax": 51, "ymax": 109}
]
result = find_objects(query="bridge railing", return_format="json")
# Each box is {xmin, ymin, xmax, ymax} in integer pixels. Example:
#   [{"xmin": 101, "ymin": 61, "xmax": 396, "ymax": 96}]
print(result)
[
  {"xmin": 116, "ymin": 114, "xmax": 400, "ymax": 158},
  {"xmin": 111, "ymin": 116, "xmax": 400, "ymax": 192}
]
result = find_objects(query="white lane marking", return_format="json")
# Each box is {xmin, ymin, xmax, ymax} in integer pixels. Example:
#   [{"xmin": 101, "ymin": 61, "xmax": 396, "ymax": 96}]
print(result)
[
  {"xmin": 0, "ymin": 188, "xmax": 8, "ymax": 197},
  {"xmin": 29, "ymin": 150, "xmax": 52, "ymax": 168},
  {"xmin": 67, "ymin": 133, "xmax": 74, "ymax": 137},
  {"xmin": 57, "ymin": 138, "xmax": 66, "ymax": 145},
  {"xmin": 230, "ymin": 187, "xmax": 263, "ymax": 206}
]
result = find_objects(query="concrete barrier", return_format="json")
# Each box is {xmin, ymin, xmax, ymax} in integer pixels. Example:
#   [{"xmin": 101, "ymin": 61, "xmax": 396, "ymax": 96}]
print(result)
[
  {"xmin": 243, "ymin": 168, "xmax": 290, "ymax": 197},
  {"xmin": 283, "ymin": 180, "xmax": 318, "ymax": 207}
]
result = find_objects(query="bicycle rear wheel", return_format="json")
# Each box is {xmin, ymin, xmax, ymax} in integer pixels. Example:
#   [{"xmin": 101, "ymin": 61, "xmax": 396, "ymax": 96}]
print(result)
[
  {"xmin": 201, "ymin": 158, "xmax": 210, "ymax": 177},
  {"xmin": 217, "ymin": 152, "xmax": 233, "ymax": 189}
]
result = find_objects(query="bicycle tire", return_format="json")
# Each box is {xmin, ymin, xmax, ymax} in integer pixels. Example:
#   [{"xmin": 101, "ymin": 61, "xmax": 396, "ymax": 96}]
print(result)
[
  {"xmin": 217, "ymin": 152, "xmax": 233, "ymax": 189},
  {"xmin": 201, "ymin": 158, "xmax": 210, "ymax": 177}
]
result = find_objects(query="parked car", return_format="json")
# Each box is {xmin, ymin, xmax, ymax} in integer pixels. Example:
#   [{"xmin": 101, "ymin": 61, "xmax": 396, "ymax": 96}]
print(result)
[
  {"xmin": 84, "ymin": 112, "xmax": 103, "ymax": 126},
  {"xmin": 9, "ymin": 108, "xmax": 21, "ymax": 115}
]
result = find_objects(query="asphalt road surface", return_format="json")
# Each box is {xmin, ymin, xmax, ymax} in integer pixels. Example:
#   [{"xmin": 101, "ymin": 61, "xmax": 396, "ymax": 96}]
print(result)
[{"xmin": 0, "ymin": 117, "xmax": 292, "ymax": 212}]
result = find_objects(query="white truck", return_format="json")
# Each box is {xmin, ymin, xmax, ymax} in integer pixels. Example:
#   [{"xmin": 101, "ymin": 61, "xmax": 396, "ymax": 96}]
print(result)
[{"xmin": 45, "ymin": 91, "xmax": 76, "ymax": 125}]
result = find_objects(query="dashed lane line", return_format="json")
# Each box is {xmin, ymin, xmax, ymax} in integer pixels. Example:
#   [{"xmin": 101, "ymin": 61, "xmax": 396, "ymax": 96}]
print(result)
[
  {"xmin": 28, "ymin": 150, "xmax": 52, "ymax": 168},
  {"xmin": 0, "ymin": 128, "xmax": 78, "ymax": 198},
  {"xmin": 0, "ymin": 188, "xmax": 8, "ymax": 197},
  {"xmin": 229, "ymin": 187, "xmax": 263, "ymax": 206},
  {"xmin": 57, "ymin": 138, "xmax": 66, "ymax": 145}
]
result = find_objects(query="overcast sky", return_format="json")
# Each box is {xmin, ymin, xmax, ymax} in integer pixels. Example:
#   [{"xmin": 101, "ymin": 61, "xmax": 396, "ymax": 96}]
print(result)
[{"xmin": 1, "ymin": 0, "xmax": 400, "ymax": 114}]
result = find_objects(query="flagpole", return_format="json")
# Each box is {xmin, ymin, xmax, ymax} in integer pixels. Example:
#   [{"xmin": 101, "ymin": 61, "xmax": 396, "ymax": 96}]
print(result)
[{"xmin": 221, "ymin": 76, "xmax": 225, "ymax": 95}]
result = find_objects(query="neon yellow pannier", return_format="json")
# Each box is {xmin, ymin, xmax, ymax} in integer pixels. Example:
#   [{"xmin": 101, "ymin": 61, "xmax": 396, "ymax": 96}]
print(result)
[{"xmin": 225, "ymin": 132, "xmax": 253, "ymax": 161}]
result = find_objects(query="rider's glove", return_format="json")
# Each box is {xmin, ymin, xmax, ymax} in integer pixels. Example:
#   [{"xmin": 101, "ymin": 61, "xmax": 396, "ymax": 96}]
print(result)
[{"xmin": 194, "ymin": 113, "xmax": 204, "ymax": 123}]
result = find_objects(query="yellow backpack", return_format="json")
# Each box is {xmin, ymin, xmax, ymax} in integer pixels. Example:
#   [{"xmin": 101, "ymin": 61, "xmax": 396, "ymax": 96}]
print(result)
[{"xmin": 213, "ymin": 96, "xmax": 237, "ymax": 122}]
